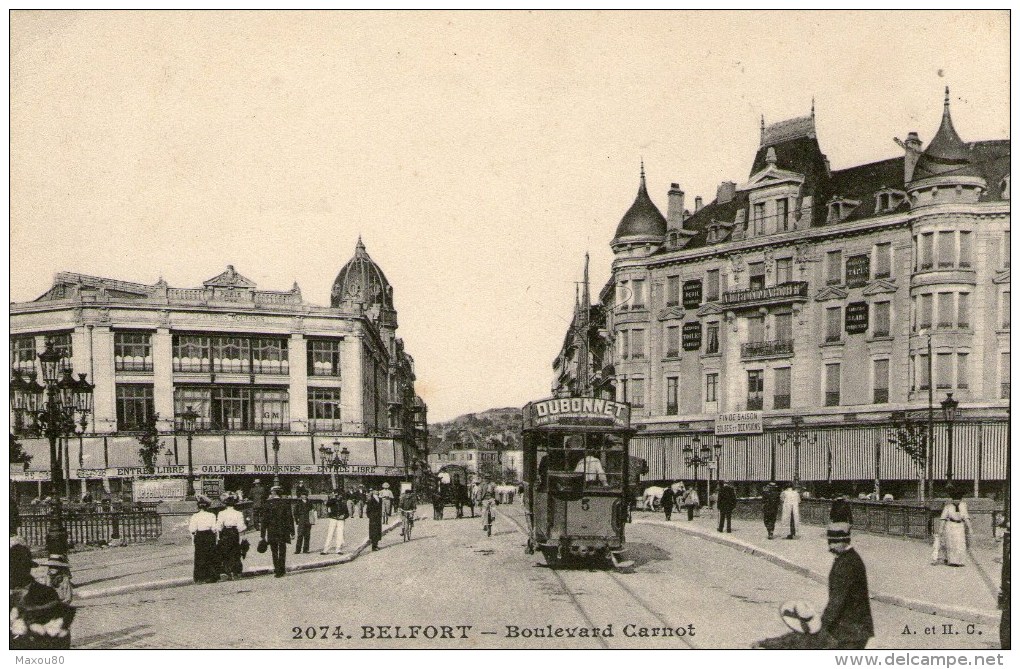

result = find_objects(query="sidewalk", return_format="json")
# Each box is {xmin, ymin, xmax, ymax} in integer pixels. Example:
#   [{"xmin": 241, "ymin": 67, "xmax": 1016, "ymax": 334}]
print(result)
[
  {"xmin": 68, "ymin": 512, "xmax": 403, "ymax": 599},
  {"xmin": 633, "ymin": 509, "xmax": 1003, "ymax": 625}
]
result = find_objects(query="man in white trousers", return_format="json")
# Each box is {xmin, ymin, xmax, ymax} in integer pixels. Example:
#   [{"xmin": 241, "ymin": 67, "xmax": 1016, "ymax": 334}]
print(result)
[
  {"xmin": 780, "ymin": 482, "xmax": 801, "ymax": 539},
  {"xmin": 320, "ymin": 489, "xmax": 349, "ymax": 554}
]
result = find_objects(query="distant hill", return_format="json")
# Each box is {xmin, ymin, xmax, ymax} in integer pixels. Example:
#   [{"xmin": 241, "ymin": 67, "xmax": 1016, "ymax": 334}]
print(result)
[{"xmin": 428, "ymin": 407, "xmax": 523, "ymax": 455}]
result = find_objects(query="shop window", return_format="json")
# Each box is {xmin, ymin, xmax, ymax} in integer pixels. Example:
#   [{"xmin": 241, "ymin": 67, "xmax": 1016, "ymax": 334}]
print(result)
[{"xmin": 115, "ymin": 332, "xmax": 153, "ymax": 372}]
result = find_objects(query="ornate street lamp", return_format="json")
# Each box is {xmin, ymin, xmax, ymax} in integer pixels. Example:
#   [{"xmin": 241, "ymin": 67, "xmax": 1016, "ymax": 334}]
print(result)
[
  {"xmin": 318, "ymin": 439, "xmax": 351, "ymax": 491},
  {"xmin": 177, "ymin": 406, "xmax": 200, "ymax": 498},
  {"xmin": 271, "ymin": 433, "xmax": 282, "ymax": 487},
  {"xmin": 941, "ymin": 392, "xmax": 959, "ymax": 486},
  {"xmin": 776, "ymin": 415, "xmax": 818, "ymax": 488},
  {"xmin": 683, "ymin": 435, "xmax": 714, "ymax": 501}
]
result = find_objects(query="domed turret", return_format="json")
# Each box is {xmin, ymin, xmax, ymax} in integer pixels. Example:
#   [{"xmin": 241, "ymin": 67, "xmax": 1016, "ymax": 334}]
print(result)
[
  {"xmin": 330, "ymin": 237, "xmax": 394, "ymax": 310},
  {"xmin": 611, "ymin": 163, "xmax": 668, "ymax": 252}
]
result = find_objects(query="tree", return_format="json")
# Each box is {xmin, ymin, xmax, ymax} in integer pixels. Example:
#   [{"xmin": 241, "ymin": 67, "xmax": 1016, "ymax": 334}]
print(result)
[
  {"xmin": 889, "ymin": 413, "xmax": 929, "ymax": 501},
  {"xmin": 10, "ymin": 433, "xmax": 32, "ymax": 466},
  {"xmin": 136, "ymin": 413, "xmax": 164, "ymax": 471}
]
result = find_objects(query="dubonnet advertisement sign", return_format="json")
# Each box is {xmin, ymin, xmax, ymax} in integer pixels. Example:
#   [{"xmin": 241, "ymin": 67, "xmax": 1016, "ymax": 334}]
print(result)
[{"xmin": 524, "ymin": 397, "xmax": 631, "ymax": 429}]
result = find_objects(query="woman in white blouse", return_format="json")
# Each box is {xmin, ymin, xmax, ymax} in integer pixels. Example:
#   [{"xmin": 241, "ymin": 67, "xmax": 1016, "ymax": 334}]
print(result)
[{"xmin": 188, "ymin": 496, "xmax": 220, "ymax": 584}]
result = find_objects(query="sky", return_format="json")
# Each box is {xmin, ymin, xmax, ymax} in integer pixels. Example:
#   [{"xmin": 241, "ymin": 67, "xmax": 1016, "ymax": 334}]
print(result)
[{"xmin": 8, "ymin": 11, "xmax": 1010, "ymax": 422}]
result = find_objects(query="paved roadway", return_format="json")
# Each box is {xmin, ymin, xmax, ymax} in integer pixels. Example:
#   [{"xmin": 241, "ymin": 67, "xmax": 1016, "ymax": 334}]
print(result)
[{"xmin": 71, "ymin": 505, "xmax": 1001, "ymax": 649}]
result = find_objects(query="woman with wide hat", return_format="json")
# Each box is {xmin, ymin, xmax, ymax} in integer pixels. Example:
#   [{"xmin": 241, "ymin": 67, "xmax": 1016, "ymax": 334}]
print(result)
[
  {"xmin": 188, "ymin": 496, "xmax": 220, "ymax": 583},
  {"xmin": 216, "ymin": 494, "xmax": 247, "ymax": 580}
]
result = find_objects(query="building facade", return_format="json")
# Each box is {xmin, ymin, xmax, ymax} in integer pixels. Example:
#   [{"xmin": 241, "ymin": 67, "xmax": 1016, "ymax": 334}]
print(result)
[
  {"xmin": 555, "ymin": 91, "xmax": 1009, "ymax": 499},
  {"xmin": 10, "ymin": 239, "xmax": 429, "ymax": 499}
]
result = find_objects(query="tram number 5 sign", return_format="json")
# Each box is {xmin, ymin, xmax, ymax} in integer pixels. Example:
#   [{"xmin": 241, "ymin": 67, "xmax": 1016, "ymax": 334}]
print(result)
[{"xmin": 581, "ymin": 498, "xmax": 590, "ymax": 511}]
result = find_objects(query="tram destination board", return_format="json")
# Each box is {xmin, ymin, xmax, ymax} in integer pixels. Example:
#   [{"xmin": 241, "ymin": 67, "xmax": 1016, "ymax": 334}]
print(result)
[{"xmin": 523, "ymin": 396, "xmax": 631, "ymax": 430}]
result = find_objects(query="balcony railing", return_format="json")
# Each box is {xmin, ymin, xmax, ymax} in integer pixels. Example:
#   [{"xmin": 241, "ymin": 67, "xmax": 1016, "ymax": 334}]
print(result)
[
  {"xmin": 741, "ymin": 339, "xmax": 794, "ymax": 360},
  {"xmin": 722, "ymin": 281, "xmax": 809, "ymax": 308}
]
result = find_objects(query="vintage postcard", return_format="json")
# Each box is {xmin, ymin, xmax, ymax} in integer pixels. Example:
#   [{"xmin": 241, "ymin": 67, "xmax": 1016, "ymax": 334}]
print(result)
[{"xmin": 7, "ymin": 10, "xmax": 1011, "ymax": 662}]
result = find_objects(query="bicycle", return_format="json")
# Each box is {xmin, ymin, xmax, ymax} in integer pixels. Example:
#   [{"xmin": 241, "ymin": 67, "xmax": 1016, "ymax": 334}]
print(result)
[{"xmin": 401, "ymin": 509, "xmax": 414, "ymax": 542}]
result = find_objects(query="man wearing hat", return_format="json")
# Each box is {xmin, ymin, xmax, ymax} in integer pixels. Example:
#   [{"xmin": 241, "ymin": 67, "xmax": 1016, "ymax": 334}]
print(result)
[
  {"xmin": 189, "ymin": 496, "xmax": 221, "ymax": 584},
  {"xmin": 250, "ymin": 478, "xmax": 266, "ymax": 531},
  {"xmin": 762, "ymin": 482, "xmax": 781, "ymax": 539},
  {"xmin": 379, "ymin": 482, "xmax": 394, "ymax": 524},
  {"xmin": 10, "ymin": 544, "xmax": 75, "ymax": 649},
  {"xmin": 261, "ymin": 485, "xmax": 295, "ymax": 577},
  {"xmin": 820, "ymin": 521, "xmax": 873, "ymax": 649}
]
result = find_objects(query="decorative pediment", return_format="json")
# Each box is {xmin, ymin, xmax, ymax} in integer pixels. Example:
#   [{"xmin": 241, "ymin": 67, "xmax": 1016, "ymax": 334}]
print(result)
[
  {"xmin": 993, "ymin": 269, "xmax": 1010, "ymax": 285},
  {"xmin": 657, "ymin": 306, "xmax": 686, "ymax": 321},
  {"xmin": 697, "ymin": 303, "xmax": 724, "ymax": 317},
  {"xmin": 203, "ymin": 265, "xmax": 257, "ymax": 289},
  {"xmin": 737, "ymin": 164, "xmax": 805, "ymax": 192},
  {"xmin": 862, "ymin": 279, "xmax": 898, "ymax": 296},
  {"xmin": 814, "ymin": 286, "xmax": 849, "ymax": 302}
]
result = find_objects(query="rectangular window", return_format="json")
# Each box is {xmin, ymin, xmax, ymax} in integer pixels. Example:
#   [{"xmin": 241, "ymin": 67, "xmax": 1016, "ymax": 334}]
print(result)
[
  {"xmin": 308, "ymin": 388, "xmax": 343, "ymax": 431},
  {"xmin": 873, "ymin": 359, "xmax": 889, "ymax": 404},
  {"xmin": 307, "ymin": 339, "xmax": 343, "ymax": 377},
  {"xmin": 10, "ymin": 337, "xmax": 36, "ymax": 374},
  {"xmin": 619, "ymin": 378, "xmax": 628, "ymax": 404},
  {"xmin": 937, "ymin": 292, "xmax": 954, "ymax": 328},
  {"xmin": 211, "ymin": 386, "xmax": 252, "ymax": 430},
  {"xmin": 666, "ymin": 276, "xmax": 680, "ymax": 307},
  {"xmin": 875, "ymin": 243, "xmax": 892, "ymax": 279},
  {"xmin": 1003, "ymin": 291, "xmax": 1011, "ymax": 329},
  {"xmin": 775, "ymin": 312, "xmax": 793, "ymax": 341},
  {"xmin": 48, "ymin": 334, "xmax": 73, "ymax": 372},
  {"xmin": 938, "ymin": 231, "xmax": 955, "ymax": 268},
  {"xmin": 959, "ymin": 232, "xmax": 972, "ymax": 268},
  {"xmin": 748, "ymin": 315, "xmax": 765, "ymax": 343},
  {"xmin": 753, "ymin": 203, "xmax": 765, "ymax": 235},
  {"xmin": 174, "ymin": 387, "xmax": 211, "ymax": 430},
  {"xmin": 773, "ymin": 367, "xmax": 791, "ymax": 410},
  {"xmin": 631, "ymin": 329, "xmax": 646, "ymax": 359},
  {"xmin": 777, "ymin": 198, "xmax": 789, "ymax": 231},
  {"xmin": 114, "ymin": 332, "xmax": 153, "ymax": 372},
  {"xmin": 747, "ymin": 370, "xmax": 764, "ymax": 410},
  {"xmin": 706, "ymin": 322, "xmax": 720, "ymax": 354},
  {"xmin": 705, "ymin": 269, "xmax": 720, "ymax": 301},
  {"xmin": 921, "ymin": 233, "xmax": 934, "ymax": 269},
  {"xmin": 631, "ymin": 279, "xmax": 646, "ymax": 309},
  {"xmin": 620, "ymin": 330, "xmax": 630, "ymax": 360},
  {"xmin": 252, "ymin": 338, "xmax": 289, "ymax": 375},
  {"xmin": 705, "ymin": 373, "xmax": 718, "ymax": 403},
  {"xmin": 665, "ymin": 326, "xmax": 680, "ymax": 358},
  {"xmin": 254, "ymin": 388, "xmax": 290, "ymax": 430},
  {"xmin": 211, "ymin": 336, "xmax": 250, "ymax": 374},
  {"xmin": 776, "ymin": 258, "xmax": 793, "ymax": 284},
  {"xmin": 749, "ymin": 262, "xmax": 766, "ymax": 290},
  {"xmin": 918, "ymin": 353, "xmax": 930, "ymax": 390},
  {"xmin": 826, "ymin": 250, "xmax": 843, "ymax": 285},
  {"xmin": 631, "ymin": 378, "xmax": 645, "ymax": 409},
  {"xmin": 825, "ymin": 307, "xmax": 842, "ymax": 342},
  {"xmin": 1002, "ymin": 353, "xmax": 1010, "ymax": 399},
  {"xmin": 957, "ymin": 293, "xmax": 970, "ymax": 329},
  {"xmin": 936, "ymin": 353, "xmax": 953, "ymax": 389},
  {"xmin": 824, "ymin": 363, "xmax": 841, "ymax": 406},
  {"xmin": 116, "ymin": 384, "xmax": 154, "ymax": 431},
  {"xmin": 173, "ymin": 335, "xmax": 211, "ymax": 372},
  {"xmin": 957, "ymin": 353, "xmax": 968, "ymax": 390},
  {"xmin": 873, "ymin": 301, "xmax": 891, "ymax": 337},
  {"xmin": 665, "ymin": 377, "xmax": 678, "ymax": 415},
  {"xmin": 920, "ymin": 294, "xmax": 933, "ymax": 330},
  {"xmin": 617, "ymin": 281, "xmax": 629, "ymax": 311}
]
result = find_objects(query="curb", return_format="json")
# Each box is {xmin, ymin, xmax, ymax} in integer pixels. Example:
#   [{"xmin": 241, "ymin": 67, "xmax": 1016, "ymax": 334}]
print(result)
[
  {"xmin": 634, "ymin": 518, "xmax": 1000, "ymax": 627},
  {"xmin": 76, "ymin": 518, "xmax": 405, "ymax": 601}
]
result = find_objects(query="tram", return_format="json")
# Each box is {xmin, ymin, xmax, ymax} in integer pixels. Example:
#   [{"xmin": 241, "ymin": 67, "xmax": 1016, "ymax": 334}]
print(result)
[{"xmin": 522, "ymin": 396, "xmax": 634, "ymax": 567}]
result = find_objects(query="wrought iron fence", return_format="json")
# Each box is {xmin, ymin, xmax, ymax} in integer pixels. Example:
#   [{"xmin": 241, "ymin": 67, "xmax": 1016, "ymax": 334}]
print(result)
[{"xmin": 16, "ymin": 510, "xmax": 162, "ymax": 547}]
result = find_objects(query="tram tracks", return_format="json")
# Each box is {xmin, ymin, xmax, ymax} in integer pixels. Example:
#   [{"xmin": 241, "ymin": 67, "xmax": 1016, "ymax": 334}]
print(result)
[{"xmin": 498, "ymin": 508, "xmax": 698, "ymax": 649}]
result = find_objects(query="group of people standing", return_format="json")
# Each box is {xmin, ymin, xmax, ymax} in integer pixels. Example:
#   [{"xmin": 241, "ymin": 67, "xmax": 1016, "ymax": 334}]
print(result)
[
  {"xmin": 761, "ymin": 481, "xmax": 803, "ymax": 540},
  {"xmin": 187, "ymin": 494, "xmax": 249, "ymax": 583},
  {"xmin": 432, "ymin": 479, "xmax": 499, "ymax": 521},
  {"xmin": 658, "ymin": 481, "xmax": 701, "ymax": 522}
]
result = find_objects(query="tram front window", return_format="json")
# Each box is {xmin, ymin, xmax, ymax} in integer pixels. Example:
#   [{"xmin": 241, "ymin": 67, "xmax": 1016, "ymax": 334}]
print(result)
[{"xmin": 536, "ymin": 433, "xmax": 624, "ymax": 492}]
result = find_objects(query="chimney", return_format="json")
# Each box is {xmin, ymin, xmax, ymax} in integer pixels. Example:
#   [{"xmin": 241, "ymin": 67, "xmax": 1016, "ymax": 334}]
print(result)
[
  {"xmin": 695, "ymin": 196, "xmax": 703, "ymax": 212},
  {"xmin": 667, "ymin": 182, "xmax": 685, "ymax": 230},
  {"xmin": 716, "ymin": 181, "xmax": 736, "ymax": 204},
  {"xmin": 904, "ymin": 131, "xmax": 923, "ymax": 183}
]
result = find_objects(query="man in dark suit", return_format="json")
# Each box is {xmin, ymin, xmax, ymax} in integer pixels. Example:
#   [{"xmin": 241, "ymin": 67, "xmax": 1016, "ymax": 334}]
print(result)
[
  {"xmin": 261, "ymin": 485, "xmax": 295, "ymax": 577},
  {"xmin": 249, "ymin": 479, "xmax": 266, "ymax": 530},
  {"xmin": 293, "ymin": 491, "xmax": 315, "ymax": 555},
  {"xmin": 717, "ymin": 481, "xmax": 737, "ymax": 533},
  {"xmin": 820, "ymin": 521, "xmax": 874, "ymax": 649},
  {"xmin": 762, "ymin": 481, "xmax": 781, "ymax": 539}
]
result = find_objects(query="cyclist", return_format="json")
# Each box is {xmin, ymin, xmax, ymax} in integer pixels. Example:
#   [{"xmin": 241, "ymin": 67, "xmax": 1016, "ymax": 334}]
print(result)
[{"xmin": 399, "ymin": 486, "xmax": 418, "ymax": 541}]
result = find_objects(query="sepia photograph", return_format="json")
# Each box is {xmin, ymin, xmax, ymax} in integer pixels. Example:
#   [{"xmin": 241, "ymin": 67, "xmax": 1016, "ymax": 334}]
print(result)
[{"xmin": 7, "ymin": 9, "xmax": 1011, "ymax": 661}]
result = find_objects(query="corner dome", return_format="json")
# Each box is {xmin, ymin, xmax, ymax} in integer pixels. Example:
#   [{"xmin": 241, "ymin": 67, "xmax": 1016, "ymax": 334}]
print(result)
[
  {"xmin": 913, "ymin": 87, "xmax": 979, "ymax": 181},
  {"xmin": 611, "ymin": 164, "xmax": 668, "ymax": 246},
  {"xmin": 330, "ymin": 237, "xmax": 393, "ymax": 310}
]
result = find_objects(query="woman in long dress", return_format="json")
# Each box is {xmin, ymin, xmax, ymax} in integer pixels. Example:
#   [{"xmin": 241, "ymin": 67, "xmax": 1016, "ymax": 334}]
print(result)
[
  {"xmin": 933, "ymin": 490, "xmax": 972, "ymax": 566},
  {"xmin": 188, "ymin": 496, "xmax": 220, "ymax": 583},
  {"xmin": 216, "ymin": 495, "xmax": 247, "ymax": 580}
]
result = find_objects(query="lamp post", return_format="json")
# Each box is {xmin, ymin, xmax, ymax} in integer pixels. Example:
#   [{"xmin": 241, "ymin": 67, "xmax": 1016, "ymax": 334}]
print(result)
[
  {"xmin": 271, "ymin": 433, "xmax": 282, "ymax": 487},
  {"xmin": 177, "ymin": 406, "xmax": 199, "ymax": 498},
  {"xmin": 941, "ymin": 393, "xmax": 959, "ymax": 487},
  {"xmin": 682, "ymin": 435, "xmax": 714, "ymax": 502},
  {"xmin": 9, "ymin": 339, "xmax": 94, "ymax": 565},
  {"xmin": 318, "ymin": 439, "xmax": 351, "ymax": 491},
  {"xmin": 776, "ymin": 415, "xmax": 818, "ymax": 489}
]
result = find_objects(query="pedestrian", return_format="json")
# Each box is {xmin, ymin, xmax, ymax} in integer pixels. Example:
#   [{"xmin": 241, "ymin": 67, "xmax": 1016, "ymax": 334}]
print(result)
[
  {"xmin": 683, "ymin": 485, "xmax": 700, "ymax": 521},
  {"xmin": 320, "ymin": 488, "xmax": 348, "ymax": 554},
  {"xmin": 660, "ymin": 485, "xmax": 675, "ymax": 521},
  {"xmin": 762, "ymin": 481, "xmax": 781, "ymax": 539},
  {"xmin": 261, "ymin": 485, "xmax": 295, "ymax": 577},
  {"xmin": 216, "ymin": 494, "xmax": 247, "ymax": 580},
  {"xmin": 188, "ymin": 496, "xmax": 220, "ymax": 584},
  {"xmin": 820, "ymin": 521, "xmax": 874, "ymax": 648},
  {"xmin": 366, "ymin": 489, "xmax": 383, "ymax": 551},
  {"xmin": 933, "ymin": 486, "xmax": 972, "ymax": 567},
  {"xmin": 380, "ymin": 483, "xmax": 394, "ymax": 524},
  {"xmin": 293, "ymin": 491, "xmax": 316, "ymax": 555},
  {"xmin": 830, "ymin": 496, "xmax": 853, "ymax": 525},
  {"xmin": 249, "ymin": 479, "xmax": 266, "ymax": 531},
  {"xmin": 9, "ymin": 544, "xmax": 74, "ymax": 650},
  {"xmin": 357, "ymin": 487, "xmax": 366, "ymax": 518},
  {"xmin": 454, "ymin": 481, "xmax": 465, "ymax": 519},
  {"xmin": 346, "ymin": 488, "xmax": 357, "ymax": 519},
  {"xmin": 295, "ymin": 479, "xmax": 309, "ymax": 498},
  {"xmin": 433, "ymin": 487, "xmax": 445, "ymax": 520},
  {"xmin": 717, "ymin": 481, "xmax": 736, "ymax": 533},
  {"xmin": 780, "ymin": 482, "xmax": 801, "ymax": 539}
]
